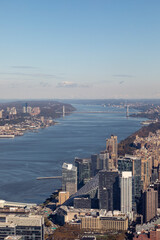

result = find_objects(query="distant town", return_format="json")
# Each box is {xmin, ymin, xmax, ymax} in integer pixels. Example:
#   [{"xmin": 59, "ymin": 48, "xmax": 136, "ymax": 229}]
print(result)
[{"xmin": 0, "ymin": 100, "xmax": 75, "ymax": 138}]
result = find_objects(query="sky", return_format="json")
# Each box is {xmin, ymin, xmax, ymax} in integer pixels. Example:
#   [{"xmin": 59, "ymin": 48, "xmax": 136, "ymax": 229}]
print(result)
[{"xmin": 0, "ymin": 0, "xmax": 160, "ymax": 99}]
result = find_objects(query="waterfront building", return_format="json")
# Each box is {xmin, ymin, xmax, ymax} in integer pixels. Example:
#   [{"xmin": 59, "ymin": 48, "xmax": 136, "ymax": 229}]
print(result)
[
  {"xmin": 0, "ymin": 214, "xmax": 44, "ymax": 240},
  {"xmin": 91, "ymin": 154, "xmax": 99, "ymax": 177},
  {"xmin": 120, "ymin": 171, "xmax": 133, "ymax": 219},
  {"xmin": 0, "ymin": 110, "xmax": 3, "ymax": 119},
  {"xmin": 98, "ymin": 170, "xmax": 120, "ymax": 211},
  {"xmin": 142, "ymin": 188, "xmax": 158, "ymax": 223},
  {"xmin": 58, "ymin": 191, "xmax": 70, "ymax": 205},
  {"xmin": 62, "ymin": 163, "xmax": 77, "ymax": 196},
  {"xmin": 75, "ymin": 157, "xmax": 91, "ymax": 189},
  {"xmin": 106, "ymin": 135, "xmax": 118, "ymax": 168},
  {"xmin": 63, "ymin": 174, "xmax": 99, "ymax": 207},
  {"xmin": 40, "ymin": 116, "xmax": 45, "ymax": 123},
  {"xmin": 26, "ymin": 106, "xmax": 32, "ymax": 114},
  {"xmin": 22, "ymin": 106, "xmax": 26, "ymax": 113}
]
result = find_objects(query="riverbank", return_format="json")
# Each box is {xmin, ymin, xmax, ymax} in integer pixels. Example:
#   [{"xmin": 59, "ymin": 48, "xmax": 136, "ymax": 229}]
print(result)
[
  {"xmin": 0, "ymin": 100, "xmax": 76, "ymax": 138},
  {"xmin": 118, "ymin": 121, "xmax": 160, "ymax": 156}
]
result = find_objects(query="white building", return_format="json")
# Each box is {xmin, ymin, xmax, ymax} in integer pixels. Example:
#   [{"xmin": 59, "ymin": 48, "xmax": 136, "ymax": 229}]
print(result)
[{"xmin": 120, "ymin": 171, "xmax": 133, "ymax": 219}]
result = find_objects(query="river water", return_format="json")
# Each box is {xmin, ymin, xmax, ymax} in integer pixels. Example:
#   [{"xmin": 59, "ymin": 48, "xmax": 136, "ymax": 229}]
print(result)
[{"xmin": 0, "ymin": 102, "xmax": 145, "ymax": 204}]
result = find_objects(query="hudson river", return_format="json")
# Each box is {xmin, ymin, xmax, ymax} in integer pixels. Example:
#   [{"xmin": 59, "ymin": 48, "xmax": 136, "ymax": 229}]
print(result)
[{"xmin": 0, "ymin": 102, "xmax": 145, "ymax": 203}]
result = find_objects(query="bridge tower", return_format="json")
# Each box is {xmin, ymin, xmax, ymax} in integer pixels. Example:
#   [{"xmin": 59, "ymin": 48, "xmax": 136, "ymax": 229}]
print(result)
[
  {"xmin": 126, "ymin": 105, "xmax": 129, "ymax": 118},
  {"xmin": 63, "ymin": 105, "xmax": 65, "ymax": 117}
]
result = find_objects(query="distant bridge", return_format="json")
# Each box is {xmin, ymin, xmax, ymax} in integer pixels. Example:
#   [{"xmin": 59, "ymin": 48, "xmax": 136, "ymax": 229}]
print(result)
[
  {"xmin": 63, "ymin": 111, "xmax": 141, "ymax": 114},
  {"xmin": 57, "ymin": 105, "xmax": 142, "ymax": 117}
]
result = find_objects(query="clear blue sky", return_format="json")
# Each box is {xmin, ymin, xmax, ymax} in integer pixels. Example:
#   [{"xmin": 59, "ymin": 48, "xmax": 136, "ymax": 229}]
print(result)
[{"xmin": 0, "ymin": 0, "xmax": 160, "ymax": 99}]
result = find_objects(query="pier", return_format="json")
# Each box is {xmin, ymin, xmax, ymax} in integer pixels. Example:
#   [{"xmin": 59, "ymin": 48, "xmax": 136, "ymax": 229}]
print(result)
[{"xmin": 36, "ymin": 176, "xmax": 62, "ymax": 180}]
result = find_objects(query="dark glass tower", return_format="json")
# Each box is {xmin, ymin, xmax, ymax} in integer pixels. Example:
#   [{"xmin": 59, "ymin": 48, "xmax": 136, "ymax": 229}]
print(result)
[
  {"xmin": 98, "ymin": 170, "xmax": 120, "ymax": 210},
  {"xmin": 75, "ymin": 157, "xmax": 91, "ymax": 190}
]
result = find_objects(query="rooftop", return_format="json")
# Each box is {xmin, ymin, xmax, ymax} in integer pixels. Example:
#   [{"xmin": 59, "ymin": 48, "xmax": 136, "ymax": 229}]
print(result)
[{"xmin": 62, "ymin": 162, "xmax": 77, "ymax": 171}]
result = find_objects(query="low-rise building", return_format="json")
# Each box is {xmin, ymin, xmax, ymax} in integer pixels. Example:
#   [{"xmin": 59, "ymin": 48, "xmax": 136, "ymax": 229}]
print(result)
[
  {"xmin": 133, "ymin": 224, "xmax": 160, "ymax": 240},
  {"xmin": 81, "ymin": 213, "xmax": 128, "ymax": 231},
  {"xmin": 0, "ymin": 214, "xmax": 44, "ymax": 240},
  {"xmin": 55, "ymin": 206, "xmax": 128, "ymax": 231}
]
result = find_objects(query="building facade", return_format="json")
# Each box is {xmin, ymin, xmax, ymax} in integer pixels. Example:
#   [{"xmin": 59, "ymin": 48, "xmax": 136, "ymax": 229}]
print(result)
[
  {"xmin": 142, "ymin": 188, "xmax": 158, "ymax": 223},
  {"xmin": 81, "ymin": 215, "xmax": 128, "ymax": 231},
  {"xmin": 98, "ymin": 170, "xmax": 120, "ymax": 211},
  {"xmin": 106, "ymin": 135, "xmax": 118, "ymax": 168},
  {"xmin": 120, "ymin": 171, "xmax": 132, "ymax": 218},
  {"xmin": 75, "ymin": 158, "xmax": 91, "ymax": 190},
  {"xmin": 62, "ymin": 163, "xmax": 77, "ymax": 196},
  {"xmin": 0, "ymin": 214, "xmax": 44, "ymax": 240}
]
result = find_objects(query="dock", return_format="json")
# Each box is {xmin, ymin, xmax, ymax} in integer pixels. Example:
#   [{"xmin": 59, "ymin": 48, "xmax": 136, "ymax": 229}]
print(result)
[{"xmin": 36, "ymin": 176, "xmax": 62, "ymax": 180}]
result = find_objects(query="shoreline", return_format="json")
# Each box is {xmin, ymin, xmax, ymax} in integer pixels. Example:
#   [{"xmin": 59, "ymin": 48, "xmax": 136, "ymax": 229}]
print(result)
[{"xmin": 118, "ymin": 120, "xmax": 160, "ymax": 156}]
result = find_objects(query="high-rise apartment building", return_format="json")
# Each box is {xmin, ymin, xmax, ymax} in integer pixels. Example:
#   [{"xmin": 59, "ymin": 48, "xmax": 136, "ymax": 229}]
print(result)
[
  {"xmin": 141, "ymin": 157, "xmax": 152, "ymax": 190},
  {"xmin": 120, "ymin": 172, "xmax": 132, "ymax": 219},
  {"xmin": 154, "ymin": 181, "xmax": 160, "ymax": 208},
  {"xmin": 106, "ymin": 135, "xmax": 118, "ymax": 168},
  {"xmin": 62, "ymin": 163, "xmax": 77, "ymax": 196},
  {"xmin": 118, "ymin": 155, "xmax": 142, "ymax": 208},
  {"xmin": 142, "ymin": 188, "xmax": 158, "ymax": 223},
  {"xmin": 98, "ymin": 170, "xmax": 120, "ymax": 210}
]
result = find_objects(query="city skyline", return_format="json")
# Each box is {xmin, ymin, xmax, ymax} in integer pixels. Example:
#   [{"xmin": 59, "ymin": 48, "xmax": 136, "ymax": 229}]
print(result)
[{"xmin": 0, "ymin": 1, "xmax": 160, "ymax": 99}]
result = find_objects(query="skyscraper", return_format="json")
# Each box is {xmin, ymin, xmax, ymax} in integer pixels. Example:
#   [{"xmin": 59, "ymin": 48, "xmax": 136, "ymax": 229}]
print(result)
[
  {"xmin": 142, "ymin": 188, "xmax": 158, "ymax": 223},
  {"xmin": 120, "ymin": 172, "xmax": 132, "ymax": 219},
  {"xmin": 62, "ymin": 163, "xmax": 77, "ymax": 196},
  {"xmin": 98, "ymin": 170, "xmax": 120, "ymax": 210},
  {"xmin": 106, "ymin": 135, "xmax": 118, "ymax": 168},
  {"xmin": 118, "ymin": 155, "xmax": 142, "ymax": 211},
  {"xmin": 75, "ymin": 157, "xmax": 91, "ymax": 189},
  {"xmin": 91, "ymin": 154, "xmax": 99, "ymax": 177},
  {"xmin": 154, "ymin": 181, "xmax": 160, "ymax": 208},
  {"xmin": 99, "ymin": 151, "xmax": 109, "ymax": 170}
]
